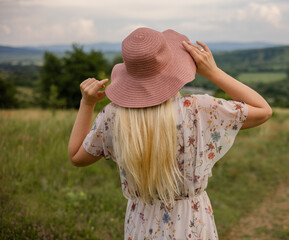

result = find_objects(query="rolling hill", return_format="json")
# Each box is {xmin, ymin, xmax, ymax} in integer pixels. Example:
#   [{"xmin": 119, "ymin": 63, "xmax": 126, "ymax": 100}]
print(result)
[
  {"xmin": 214, "ymin": 45, "xmax": 289, "ymax": 72},
  {"xmin": 0, "ymin": 41, "xmax": 285, "ymax": 64}
]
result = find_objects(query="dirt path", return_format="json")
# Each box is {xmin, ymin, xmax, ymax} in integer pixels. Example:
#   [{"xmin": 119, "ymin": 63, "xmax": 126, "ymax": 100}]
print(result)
[{"xmin": 224, "ymin": 182, "xmax": 289, "ymax": 240}]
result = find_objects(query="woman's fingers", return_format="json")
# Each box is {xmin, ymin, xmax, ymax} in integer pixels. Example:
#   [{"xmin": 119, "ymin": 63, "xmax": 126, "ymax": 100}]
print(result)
[
  {"xmin": 187, "ymin": 41, "xmax": 204, "ymax": 52},
  {"xmin": 183, "ymin": 41, "xmax": 200, "ymax": 56},
  {"xmin": 81, "ymin": 78, "xmax": 96, "ymax": 92},
  {"xmin": 182, "ymin": 41, "xmax": 202, "ymax": 65},
  {"xmin": 183, "ymin": 40, "xmax": 218, "ymax": 78},
  {"xmin": 80, "ymin": 78, "xmax": 109, "ymax": 105},
  {"xmin": 196, "ymin": 41, "xmax": 211, "ymax": 53},
  {"xmin": 81, "ymin": 78, "xmax": 108, "ymax": 91},
  {"xmin": 90, "ymin": 79, "xmax": 107, "ymax": 92},
  {"xmin": 82, "ymin": 78, "xmax": 109, "ymax": 97}
]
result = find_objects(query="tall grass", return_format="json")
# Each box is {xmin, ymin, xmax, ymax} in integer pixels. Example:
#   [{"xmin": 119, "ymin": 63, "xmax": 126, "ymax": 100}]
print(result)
[
  {"xmin": 0, "ymin": 108, "xmax": 288, "ymax": 239},
  {"xmin": 0, "ymin": 109, "xmax": 125, "ymax": 239}
]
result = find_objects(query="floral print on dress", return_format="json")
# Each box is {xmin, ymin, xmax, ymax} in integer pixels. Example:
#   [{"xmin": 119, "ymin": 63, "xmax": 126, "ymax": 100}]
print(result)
[{"xmin": 82, "ymin": 94, "xmax": 248, "ymax": 240}]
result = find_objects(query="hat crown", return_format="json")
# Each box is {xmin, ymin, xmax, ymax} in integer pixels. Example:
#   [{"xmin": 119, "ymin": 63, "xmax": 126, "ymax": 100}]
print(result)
[{"xmin": 122, "ymin": 27, "xmax": 173, "ymax": 78}]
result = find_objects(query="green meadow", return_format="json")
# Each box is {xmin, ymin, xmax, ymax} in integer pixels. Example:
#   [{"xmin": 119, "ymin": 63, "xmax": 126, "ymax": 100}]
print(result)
[
  {"xmin": 1, "ymin": 107, "xmax": 289, "ymax": 239},
  {"xmin": 237, "ymin": 72, "xmax": 287, "ymax": 84}
]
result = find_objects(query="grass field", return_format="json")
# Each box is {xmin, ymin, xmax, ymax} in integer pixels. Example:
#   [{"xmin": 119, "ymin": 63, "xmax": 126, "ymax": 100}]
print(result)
[
  {"xmin": 237, "ymin": 72, "xmax": 287, "ymax": 84},
  {"xmin": 0, "ymin": 108, "xmax": 289, "ymax": 239}
]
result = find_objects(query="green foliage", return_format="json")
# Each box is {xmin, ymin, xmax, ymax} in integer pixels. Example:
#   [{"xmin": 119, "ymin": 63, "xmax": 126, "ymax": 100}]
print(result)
[
  {"xmin": 48, "ymin": 85, "xmax": 67, "ymax": 115},
  {"xmin": 0, "ymin": 63, "xmax": 40, "ymax": 87},
  {"xmin": 40, "ymin": 44, "xmax": 110, "ymax": 109},
  {"xmin": 214, "ymin": 46, "xmax": 289, "ymax": 73},
  {"xmin": 40, "ymin": 52, "xmax": 63, "ymax": 107},
  {"xmin": 0, "ymin": 78, "xmax": 18, "ymax": 108},
  {"xmin": 254, "ymin": 78, "xmax": 289, "ymax": 108},
  {"xmin": 237, "ymin": 72, "xmax": 287, "ymax": 84},
  {"xmin": 109, "ymin": 54, "xmax": 123, "ymax": 73},
  {"xmin": 186, "ymin": 73, "xmax": 218, "ymax": 90},
  {"xmin": 1, "ymin": 45, "xmax": 289, "ymax": 108},
  {"xmin": 214, "ymin": 88, "xmax": 232, "ymax": 100}
]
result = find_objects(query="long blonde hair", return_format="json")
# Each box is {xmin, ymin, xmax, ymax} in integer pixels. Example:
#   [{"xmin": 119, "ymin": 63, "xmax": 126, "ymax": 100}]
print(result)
[{"xmin": 113, "ymin": 92, "xmax": 183, "ymax": 207}]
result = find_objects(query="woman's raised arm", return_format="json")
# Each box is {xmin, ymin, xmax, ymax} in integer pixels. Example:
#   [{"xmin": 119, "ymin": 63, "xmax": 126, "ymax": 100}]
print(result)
[
  {"xmin": 182, "ymin": 40, "xmax": 272, "ymax": 129},
  {"xmin": 68, "ymin": 78, "xmax": 109, "ymax": 166}
]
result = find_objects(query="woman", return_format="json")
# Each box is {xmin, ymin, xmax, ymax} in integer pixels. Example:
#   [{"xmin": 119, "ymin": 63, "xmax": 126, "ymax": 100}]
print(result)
[{"xmin": 68, "ymin": 27, "xmax": 272, "ymax": 239}]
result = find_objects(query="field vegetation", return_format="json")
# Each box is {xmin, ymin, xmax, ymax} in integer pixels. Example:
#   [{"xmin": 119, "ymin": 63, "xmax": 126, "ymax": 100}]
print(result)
[{"xmin": 0, "ymin": 107, "xmax": 288, "ymax": 240}]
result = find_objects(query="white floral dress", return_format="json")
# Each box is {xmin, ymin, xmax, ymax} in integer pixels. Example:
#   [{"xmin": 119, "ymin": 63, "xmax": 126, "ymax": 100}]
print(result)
[{"xmin": 83, "ymin": 94, "xmax": 248, "ymax": 240}]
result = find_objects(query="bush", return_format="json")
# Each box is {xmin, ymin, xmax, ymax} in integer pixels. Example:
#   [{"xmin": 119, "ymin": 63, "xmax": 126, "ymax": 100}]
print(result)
[{"xmin": 0, "ymin": 78, "xmax": 18, "ymax": 108}]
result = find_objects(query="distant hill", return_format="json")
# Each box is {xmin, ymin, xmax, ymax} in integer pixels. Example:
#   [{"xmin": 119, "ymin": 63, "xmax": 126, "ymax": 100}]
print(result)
[
  {"xmin": 0, "ymin": 43, "xmax": 288, "ymax": 68},
  {"xmin": 214, "ymin": 45, "xmax": 289, "ymax": 72},
  {"xmin": 0, "ymin": 46, "xmax": 43, "ymax": 55},
  {"xmin": 31, "ymin": 42, "xmax": 122, "ymax": 53},
  {"xmin": 0, "ymin": 41, "xmax": 284, "ymax": 55},
  {"xmin": 30, "ymin": 41, "xmax": 282, "ymax": 53},
  {"xmin": 207, "ymin": 42, "xmax": 282, "ymax": 52}
]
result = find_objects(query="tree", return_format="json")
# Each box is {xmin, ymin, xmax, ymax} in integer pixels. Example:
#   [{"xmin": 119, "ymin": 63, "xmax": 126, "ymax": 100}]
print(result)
[
  {"xmin": 109, "ymin": 54, "xmax": 123, "ymax": 74},
  {"xmin": 0, "ymin": 78, "xmax": 18, "ymax": 108},
  {"xmin": 40, "ymin": 44, "xmax": 110, "ymax": 109},
  {"xmin": 40, "ymin": 52, "xmax": 63, "ymax": 107}
]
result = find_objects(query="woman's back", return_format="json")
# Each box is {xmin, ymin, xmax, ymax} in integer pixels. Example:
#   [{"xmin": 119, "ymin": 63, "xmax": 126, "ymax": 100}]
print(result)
[
  {"xmin": 69, "ymin": 27, "xmax": 271, "ymax": 240},
  {"xmin": 82, "ymin": 93, "xmax": 248, "ymax": 239}
]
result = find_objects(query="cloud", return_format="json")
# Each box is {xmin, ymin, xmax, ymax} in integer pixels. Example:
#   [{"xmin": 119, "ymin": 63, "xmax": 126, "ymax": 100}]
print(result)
[
  {"xmin": 0, "ymin": 0, "xmax": 289, "ymax": 45},
  {"xmin": 1, "ymin": 17, "xmax": 97, "ymax": 45},
  {"xmin": 178, "ymin": 22, "xmax": 221, "ymax": 32},
  {"xmin": 237, "ymin": 2, "xmax": 282, "ymax": 27},
  {"xmin": 0, "ymin": 24, "xmax": 11, "ymax": 35}
]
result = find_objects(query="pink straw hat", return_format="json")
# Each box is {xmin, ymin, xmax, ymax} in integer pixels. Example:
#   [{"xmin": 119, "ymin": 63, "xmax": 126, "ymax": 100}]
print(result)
[{"xmin": 105, "ymin": 27, "xmax": 196, "ymax": 108}]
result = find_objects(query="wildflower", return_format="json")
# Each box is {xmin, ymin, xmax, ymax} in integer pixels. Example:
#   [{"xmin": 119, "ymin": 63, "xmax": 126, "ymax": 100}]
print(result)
[
  {"xmin": 131, "ymin": 203, "xmax": 136, "ymax": 212},
  {"xmin": 235, "ymin": 104, "xmax": 242, "ymax": 110},
  {"xmin": 192, "ymin": 202, "xmax": 199, "ymax": 212},
  {"xmin": 121, "ymin": 168, "xmax": 126, "ymax": 177},
  {"xmin": 183, "ymin": 100, "xmax": 191, "ymax": 107},
  {"xmin": 178, "ymin": 145, "xmax": 184, "ymax": 153},
  {"xmin": 194, "ymin": 175, "xmax": 200, "ymax": 183},
  {"xmin": 188, "ymin": 136, "xmax": 195, "ymax": 145},
  {"xmin": 211, "ymin": 131, "xmax": 221, "ymax": 142},
  {"xmin": 207, "ymin": 142, "xmax": 215, "ymax": 150},
  {"xmin": 162, "ymin": 212, "xmax": 171, "ymax": 224},
  {"xmin": 208, "ymin": 152, "xmax": 215, "ymax": 159}
]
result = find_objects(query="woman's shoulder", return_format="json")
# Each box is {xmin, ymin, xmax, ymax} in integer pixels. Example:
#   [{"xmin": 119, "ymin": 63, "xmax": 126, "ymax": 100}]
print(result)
[
  {"xmin": 100, "ymin": 102, "xmax": 119, "ymax": 112},
  {"xmin": 101, "ymin": 102, "xmax": 119, "ymax": 119},
  {"xmin": 176, "ymin": 93, "xmax": 215, "ymax": 105}
]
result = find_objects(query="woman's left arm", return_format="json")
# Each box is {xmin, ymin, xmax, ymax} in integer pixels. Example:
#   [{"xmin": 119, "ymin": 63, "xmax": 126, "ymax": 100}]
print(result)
[{"xmin": 68, "ymin": 78, "xmax": 109, "ymax": 167}]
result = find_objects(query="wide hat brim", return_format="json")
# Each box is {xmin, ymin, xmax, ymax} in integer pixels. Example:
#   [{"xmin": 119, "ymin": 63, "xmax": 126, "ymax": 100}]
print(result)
[{"xmin": 105, "ymin": 29, "xmax": 196, "ymax": 108}]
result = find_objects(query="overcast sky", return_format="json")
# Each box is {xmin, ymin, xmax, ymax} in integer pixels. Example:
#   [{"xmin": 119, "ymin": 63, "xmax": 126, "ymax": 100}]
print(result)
[{"xmin": 1, "ymin": 0, "xmax": 289, "ymax": 46}]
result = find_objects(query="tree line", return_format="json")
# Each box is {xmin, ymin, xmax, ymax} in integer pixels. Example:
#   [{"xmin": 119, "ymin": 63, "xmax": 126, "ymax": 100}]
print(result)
[
  {"xmin": 0, "ymin": 44, "xmax": 289, "ymax": 109},
  {"xmin": 0, "ymin": 44, "xmax": 122, "ymax": 110}
]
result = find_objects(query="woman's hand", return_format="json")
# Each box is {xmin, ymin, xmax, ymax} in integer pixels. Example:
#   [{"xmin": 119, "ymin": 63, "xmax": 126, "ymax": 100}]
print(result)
[
  {"xmin": 183, "ymin": 41, "xmax": 272, "ymax": 129},
  {"xmin": 182, "ymin": 40, "xmax": 219, "ymax": 79},
  {"xmin": 80, "ymin": 78, "xmax": 109, "ymax": 106}
]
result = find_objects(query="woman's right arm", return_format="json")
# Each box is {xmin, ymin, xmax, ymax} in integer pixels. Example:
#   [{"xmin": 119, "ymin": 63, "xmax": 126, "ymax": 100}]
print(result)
[{"xmin": 182, "ymin": 40, "xmax": 272, "ymax": 129}]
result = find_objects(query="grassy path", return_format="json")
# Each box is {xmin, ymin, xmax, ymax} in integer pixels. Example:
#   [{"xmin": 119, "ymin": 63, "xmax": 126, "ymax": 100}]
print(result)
[{"xmin": 224, "ymin": 182, "xmax": 289, "ymax": 240}]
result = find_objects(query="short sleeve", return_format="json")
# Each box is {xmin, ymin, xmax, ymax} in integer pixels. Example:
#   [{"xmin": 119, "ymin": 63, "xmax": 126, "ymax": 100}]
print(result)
[
  {"xmin": 82, "ymin": 106, "xmax": 111, "ymax": 160},
  {"xmin": 195, "ymin": 94, "xmax": 248, "ymax": 171}
]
